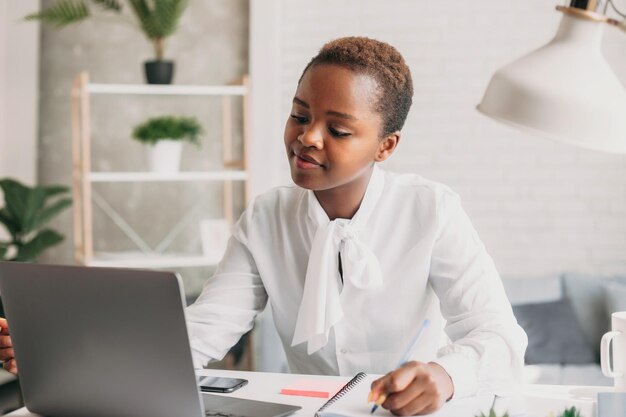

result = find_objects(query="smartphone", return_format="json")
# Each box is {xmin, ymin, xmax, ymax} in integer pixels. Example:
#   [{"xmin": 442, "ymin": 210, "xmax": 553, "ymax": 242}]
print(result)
[{"xmin": 197, "ymin": 376, "xmax": 248, "ymax": 393}]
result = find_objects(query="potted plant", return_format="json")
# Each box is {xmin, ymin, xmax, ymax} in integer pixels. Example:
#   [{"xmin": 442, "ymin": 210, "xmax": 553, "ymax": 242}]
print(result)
[
  {"xmin": 25, "ymin": 0, "xmax": 188, "ymax": 84},
  {"xmin": 0, "ymin": 179, "xmax": 72, "ymax": 262},
  {"xmin": 558, "ymin": 407, "xmax": 583, "ymax": 417},
  {"xmin": 132, "ymin": 115, "xmax": 203, "ymax": 173}
]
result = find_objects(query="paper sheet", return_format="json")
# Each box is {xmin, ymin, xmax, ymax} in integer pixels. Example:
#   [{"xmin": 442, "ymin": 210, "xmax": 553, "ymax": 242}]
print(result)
[{"xmin": 316, "ymin": 374, "xmax": 497, "ymax": 417}]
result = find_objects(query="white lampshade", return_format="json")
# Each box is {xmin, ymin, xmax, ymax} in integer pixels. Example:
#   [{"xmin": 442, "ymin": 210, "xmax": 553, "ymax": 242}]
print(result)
[{"xmin": 477, "ymin": 12, "xmax": 626, "ymax": 153}]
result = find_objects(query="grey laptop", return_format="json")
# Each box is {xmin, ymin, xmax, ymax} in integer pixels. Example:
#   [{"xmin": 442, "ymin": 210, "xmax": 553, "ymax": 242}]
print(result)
[{"xmin": 0, "ymin": 262, "xmax": 301, "ymax": 417}]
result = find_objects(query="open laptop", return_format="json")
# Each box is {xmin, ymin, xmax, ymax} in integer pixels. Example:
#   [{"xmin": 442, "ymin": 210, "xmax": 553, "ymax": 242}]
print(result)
[{"xmin": 0, "ymin": 262, "xmax": 301, "ymax": 417}]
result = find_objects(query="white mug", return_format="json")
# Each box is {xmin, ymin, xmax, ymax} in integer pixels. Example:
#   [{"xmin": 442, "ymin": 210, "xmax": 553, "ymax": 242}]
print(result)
[{"xmin": 601, "ymin": 311, "xmax": 626, "ymax": 391}]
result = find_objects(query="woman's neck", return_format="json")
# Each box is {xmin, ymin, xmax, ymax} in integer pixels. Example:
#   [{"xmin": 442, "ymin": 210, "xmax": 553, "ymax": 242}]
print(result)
[{"xmin": 313, "ymin": 167, "xmax": 374, "ymax": 220}]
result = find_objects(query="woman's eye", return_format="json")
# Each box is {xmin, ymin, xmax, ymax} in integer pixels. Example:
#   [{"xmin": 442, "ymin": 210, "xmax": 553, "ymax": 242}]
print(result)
[
  {"xmin": 290, "ymin": 114, "xmax": 308, "ymax": 124},
  {"xmin": 329, "ymin": 127, "xmax": 351, "ymax": 137}
]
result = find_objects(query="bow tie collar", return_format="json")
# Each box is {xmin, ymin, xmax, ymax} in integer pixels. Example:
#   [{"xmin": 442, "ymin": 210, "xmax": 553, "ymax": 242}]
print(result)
[{"xmin": 291, "ymin": 166, "xmax": 385, "ymax": 354}]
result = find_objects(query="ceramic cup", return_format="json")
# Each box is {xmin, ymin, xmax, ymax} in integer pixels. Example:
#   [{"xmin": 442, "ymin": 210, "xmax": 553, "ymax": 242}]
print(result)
[{"xmin": 601, "ymin": 311, "xmax": 626, "ymax": 391}]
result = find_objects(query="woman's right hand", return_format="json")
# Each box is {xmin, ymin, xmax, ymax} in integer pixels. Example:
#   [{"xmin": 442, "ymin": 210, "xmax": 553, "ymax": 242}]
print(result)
[{"xmin": 0, "ymin": 318, "xmax": 17, "ymax": 374}]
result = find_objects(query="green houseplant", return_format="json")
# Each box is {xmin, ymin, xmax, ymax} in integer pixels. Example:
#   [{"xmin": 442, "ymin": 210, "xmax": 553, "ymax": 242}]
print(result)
[
  {"xmin": 0, "ymin": 179, "xmax": 72, "ymax": 262},
  {"xmin": 558, "ymin": 406, "xmax": 583, "ymax": 417},
  {"xmin": 25, "ymin": 0, "xmax": 189, "ymax": 84},
  {"xmin": 132, "ymin": 115, "xmax": 204, "ymax": 173}
]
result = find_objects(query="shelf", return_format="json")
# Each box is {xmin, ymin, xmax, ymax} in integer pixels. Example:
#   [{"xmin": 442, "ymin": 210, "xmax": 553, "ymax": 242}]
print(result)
[
  {"xmin": 88, "ymin": 171, "xmax": 248, "ymax": 183},
  {"xmin": 71, "ymin": 72, "xmax": 249, "ymax": 268},
  {"xmin": 87, "ymin": 83, "xmax": 247, "ymax": 96},
  {"xmin": 86, "ymin": 252, "xmax": 219, "ymax": 268}
]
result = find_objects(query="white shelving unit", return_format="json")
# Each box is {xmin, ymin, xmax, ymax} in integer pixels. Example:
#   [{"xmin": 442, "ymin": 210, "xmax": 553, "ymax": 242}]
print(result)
[
  {"xmin": 87, "ymin": 83, "xmax": 247, "ymax": 96},
  {"xmin": 88, "ymin": 171, "xmax": 248, "ymax": 183},
  {"xmin": 86, "ymin": 252, "xmax": 218, "ymax": 269},
  {"xmin": 70, "ymin": 71, "xmax": 249, "ymax": 269}
]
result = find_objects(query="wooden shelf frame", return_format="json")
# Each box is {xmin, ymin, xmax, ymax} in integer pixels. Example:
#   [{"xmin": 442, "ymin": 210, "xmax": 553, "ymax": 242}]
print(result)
[{"xmin": 71, "ymin": 71, "xmax": 250, "ymax": 267}]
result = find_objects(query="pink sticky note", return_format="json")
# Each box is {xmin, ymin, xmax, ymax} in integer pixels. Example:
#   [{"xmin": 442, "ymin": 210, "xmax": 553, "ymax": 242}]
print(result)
[{"xmin": 280, "ymin": 379, "xmax": 346, "ymax": 398}]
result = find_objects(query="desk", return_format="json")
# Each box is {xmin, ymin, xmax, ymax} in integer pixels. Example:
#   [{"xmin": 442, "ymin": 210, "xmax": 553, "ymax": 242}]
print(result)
[{"xmin": 6, "ymin": 369, "xmax": 601, "ymax": 417}]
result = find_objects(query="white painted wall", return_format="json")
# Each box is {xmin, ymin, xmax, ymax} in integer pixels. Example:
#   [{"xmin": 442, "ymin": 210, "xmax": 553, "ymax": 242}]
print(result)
[
  {"xmin": 0, "ymin": 0, "xmax": 40, "ymax": 240},
  {"xmin": 250, "ymin": 0, "xmax": 626, "ymax": 278},
  {"xmin": 249, "ymin": 0, "xmax": 284, "ymax": 199},
  {"xmin": 249, "ymin": 0, "xmax": 289, "ymax": 373},
  {"xmin": 0, "ymin": 0, "xmax": 40, "ymax": 183}
]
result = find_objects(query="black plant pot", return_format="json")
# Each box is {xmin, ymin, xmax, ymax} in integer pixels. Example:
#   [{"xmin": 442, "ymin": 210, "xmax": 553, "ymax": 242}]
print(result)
[{"xmin": 144, "ymin": 60, "xmax": 175, "ymax": 84}]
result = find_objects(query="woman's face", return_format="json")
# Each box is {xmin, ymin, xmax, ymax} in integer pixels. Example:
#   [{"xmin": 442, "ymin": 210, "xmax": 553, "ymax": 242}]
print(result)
[{"xmin": 284, "ymin": 64, "xmax": 388, "ymax": 192}]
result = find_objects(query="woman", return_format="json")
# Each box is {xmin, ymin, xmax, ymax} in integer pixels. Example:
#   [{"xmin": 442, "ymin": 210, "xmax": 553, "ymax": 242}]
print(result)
[{"xmin": 0, "ymin": 37, "xmax": 526, "ymax": 416}]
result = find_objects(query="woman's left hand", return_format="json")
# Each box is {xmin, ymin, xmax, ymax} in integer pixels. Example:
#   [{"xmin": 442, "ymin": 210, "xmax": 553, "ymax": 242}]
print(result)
[{"xmin": 368, "ymin": 361, "xmax": 454, "ymax": 416}]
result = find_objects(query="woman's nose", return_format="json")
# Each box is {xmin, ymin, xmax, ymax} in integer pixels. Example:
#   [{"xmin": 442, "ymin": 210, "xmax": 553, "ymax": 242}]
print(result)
[{"xmin": 298, "ymin": 125, "xmax": 323, "ymax": 149}]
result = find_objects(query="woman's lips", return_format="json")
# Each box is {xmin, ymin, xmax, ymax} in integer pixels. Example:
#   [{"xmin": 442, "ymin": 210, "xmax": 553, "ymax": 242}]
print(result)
[{"xmin": 294, "ymin": 153, "xmax": 323, "ymax": 169}]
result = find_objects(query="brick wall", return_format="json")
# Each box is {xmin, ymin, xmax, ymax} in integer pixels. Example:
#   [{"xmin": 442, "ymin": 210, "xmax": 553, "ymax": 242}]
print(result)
[{"xmin": 272, "ymin": 0, "xmax": 626, "ymax": 277}]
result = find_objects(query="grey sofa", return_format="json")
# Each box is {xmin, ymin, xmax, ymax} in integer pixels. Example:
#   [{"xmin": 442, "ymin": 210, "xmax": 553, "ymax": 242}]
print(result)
[{"xmin": 502, "ymin": 273, "xmax": 626, "ymax": 386}]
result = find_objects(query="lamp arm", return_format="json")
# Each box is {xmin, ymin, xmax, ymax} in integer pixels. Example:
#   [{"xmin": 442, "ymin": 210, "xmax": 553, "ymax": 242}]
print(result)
[
  {"xmin": 606, "ymin": 0, "xmax": 626, "ymax": 33},
  {"xmin": 608, "ymin": 0, "xmax": 626, "ymax": 19}
]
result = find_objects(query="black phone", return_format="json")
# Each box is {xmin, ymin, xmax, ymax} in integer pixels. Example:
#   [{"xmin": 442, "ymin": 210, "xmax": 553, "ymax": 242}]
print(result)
[{"xmin": 197, "ymin": 376, "xmax": 248, "ymax": 393}]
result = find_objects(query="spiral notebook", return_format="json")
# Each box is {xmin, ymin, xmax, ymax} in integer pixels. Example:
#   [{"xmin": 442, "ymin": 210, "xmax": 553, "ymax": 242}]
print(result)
[{"xmin": 315, "ymin": 372, "xmax": 496, "ymax": 417}]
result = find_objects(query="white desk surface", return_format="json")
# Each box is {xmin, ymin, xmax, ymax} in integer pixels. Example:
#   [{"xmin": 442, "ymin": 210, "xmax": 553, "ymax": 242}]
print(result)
[{"xmin": 6, "ymin": 368, "xmax": 606, "ymax": 417}]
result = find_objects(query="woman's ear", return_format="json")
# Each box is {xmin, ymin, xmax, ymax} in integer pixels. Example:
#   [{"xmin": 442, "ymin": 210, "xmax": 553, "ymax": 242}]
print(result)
[{"xmin": 375, "ymin": 132, "xmax": 401, "ymax": 162}]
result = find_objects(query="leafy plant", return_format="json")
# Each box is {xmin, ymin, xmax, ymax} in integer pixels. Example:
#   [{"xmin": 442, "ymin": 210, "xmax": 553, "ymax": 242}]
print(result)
[
  {"xmin": 25, "ymin": 0, "xmax": 188, "ymax": 60},
  {"xmin": 132, "ymin": 116, "xmax": 204, "ymax": 146},
  {"xmin": 475, "ymin": 409, "xmax": 509, "ymax": 417},
  {"xmin": 558, "ymin": 406, "xmax": 582, "ymax": 417},
  {"xmin": 0, "ymin": 179, "xmax": 72, "ymax": 262}
]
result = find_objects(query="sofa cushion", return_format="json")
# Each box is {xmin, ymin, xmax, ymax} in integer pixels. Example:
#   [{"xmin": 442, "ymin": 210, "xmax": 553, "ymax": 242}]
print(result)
[
  {"xmin": 603, "ymin": 277, "xmax": 626, "ymax": 316},
  {"xmin": 501, "ymin": 274, "xmax": 562, "ymax": 305},
  {"xmin": 513, "ymin": 297, "xmax": 595, "ymax": 365},
  {"xmin": 523, "ymin": 364, "xmax": 613, "ymax": 386},
  {"xmin": 562, "ymin": 273, "xmax": 614, "ymax": 357}
]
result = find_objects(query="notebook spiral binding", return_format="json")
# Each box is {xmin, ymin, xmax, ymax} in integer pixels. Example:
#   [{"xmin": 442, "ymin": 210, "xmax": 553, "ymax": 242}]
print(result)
[{"xmin": 315, "ymin": 372, "xmax": 368, "ymax": 415}]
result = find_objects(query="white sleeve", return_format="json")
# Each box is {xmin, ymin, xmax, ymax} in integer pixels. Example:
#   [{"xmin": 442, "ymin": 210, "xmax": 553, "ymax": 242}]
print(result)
[
  {"xmin": 428, "ymin": 191, "xmax": 528, "ymax": 399},
  {"xmin": 185, "ymin": 206, "xmax": 268, "ymax": 369}
]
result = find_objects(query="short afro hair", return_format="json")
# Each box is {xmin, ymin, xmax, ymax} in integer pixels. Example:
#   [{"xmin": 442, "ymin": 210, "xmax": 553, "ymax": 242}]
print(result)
[{"xmin": 299, "ymin": 36, "xmax": 413, "ymax": 138}]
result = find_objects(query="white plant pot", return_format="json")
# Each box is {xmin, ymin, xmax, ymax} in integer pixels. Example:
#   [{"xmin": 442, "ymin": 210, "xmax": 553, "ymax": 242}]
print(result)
[{"xmin": 149, "ymin": 140, "xmax": 183, "ymax": 173}]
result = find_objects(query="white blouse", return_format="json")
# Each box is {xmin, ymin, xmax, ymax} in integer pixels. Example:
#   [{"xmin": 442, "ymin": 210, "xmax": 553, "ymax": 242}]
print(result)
[{"xmin": 186, "ymin": 166, "xmax": 527, "ymax": 399}]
